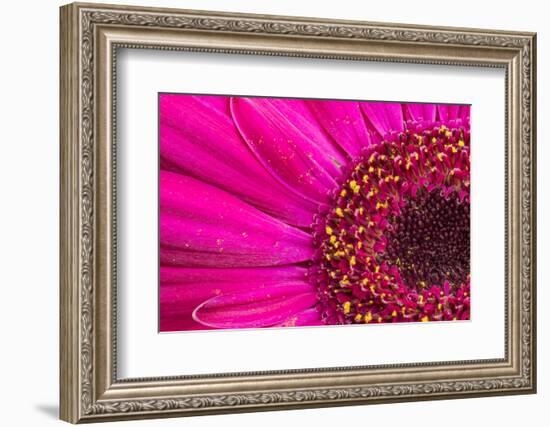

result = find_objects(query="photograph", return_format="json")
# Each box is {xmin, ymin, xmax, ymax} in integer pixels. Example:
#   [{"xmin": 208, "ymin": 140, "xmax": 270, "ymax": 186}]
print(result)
[{"xmin": 159, "ymin": 95, "xmax": 471, "ymax": 332}]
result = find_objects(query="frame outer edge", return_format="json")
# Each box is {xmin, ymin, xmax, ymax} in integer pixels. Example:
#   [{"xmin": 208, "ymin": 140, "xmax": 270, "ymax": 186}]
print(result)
[
  {"xmin": 59, "ymin": 1, "xmax": 537, "ymax": 422},
  {"xmin": 60, "ymin": 3, "xmax": 81, "ymax": 424},
  {"xmin": 529, "ymin": 33, "xmax": 537, "ymax": 393}
]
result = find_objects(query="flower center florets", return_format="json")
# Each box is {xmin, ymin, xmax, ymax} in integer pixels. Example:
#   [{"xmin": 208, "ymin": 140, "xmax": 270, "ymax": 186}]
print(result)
[{"xmin": 311, "ymin": 124, "xmax": 471, "ymax": 325}]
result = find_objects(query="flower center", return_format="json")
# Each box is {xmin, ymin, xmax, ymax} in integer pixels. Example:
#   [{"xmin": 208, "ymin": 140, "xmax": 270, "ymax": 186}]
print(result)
[
  {"xmin": 311, "ymin": 124, "xmax": 471, "ymax": 325},
  {"xmin": 382, "ymin": 188, "xmax": 470, "ymax": 290}
]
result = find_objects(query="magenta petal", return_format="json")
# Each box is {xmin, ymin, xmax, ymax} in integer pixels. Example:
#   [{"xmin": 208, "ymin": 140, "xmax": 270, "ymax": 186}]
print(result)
[
  {"xmin": 459, "ymin": 105, "xmax": 471, "ymax": 122},
  {"xmin": 161, "ymin": 265, "xmax": 307, "ymax": 285},
  {"xmin": 438, "ymin": 104, "xmax": 465, "ymax": 122},
  {"xmin": 277, "ymin": 308, "xmax": 323, "ymax": 327},
  {"xmin": 192, "ymin": 284, "xmax": 318, "ymax": 328},
  {"xmin": 160, "ymin": 314, "xmax": 213, "ymax": 332},
  {"xmin": 406, "ymin": 103, "xmax": 436, "ymax": 122},
  {"xmin": 160, "ymin": 266, "xmax": 311, "ymax": 332},
  {"xmin": 360, "ymin": 102, "xmax": 404, "ymax": 136},
  {"xmin": 230, "ymin": 97, "xmax": 344, "ymax": 204},
  {"xmin": 160, "ymin": 171, "xmax": 314, "ymax": 267},
  {"xmin": 308, "ymin": 99, "xmax": 370, "ymax": 159},
  {"xmin": 160, "ymin": 94, "xmax": 318, "ymax": 227},
  {"xmin": 438, "ymin": 104, "xmax": 460, "ymax": 121},
  {"xmin": 160, "ymin": 266, "xmax": 308, "ymax": 313}
]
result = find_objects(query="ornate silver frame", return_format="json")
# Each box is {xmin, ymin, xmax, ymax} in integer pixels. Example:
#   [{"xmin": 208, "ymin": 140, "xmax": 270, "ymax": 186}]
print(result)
[{"xmin": 60, "ymin": 2, "xmax": 537, "ymax": 423}]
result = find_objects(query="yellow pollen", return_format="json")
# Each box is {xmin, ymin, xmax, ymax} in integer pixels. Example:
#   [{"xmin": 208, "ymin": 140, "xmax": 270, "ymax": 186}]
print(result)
[
  {"xmin": 421, "ymin": 316, "xmax": 430, "ymax": 322},
  {"xmin": 358, "ymin": 226, "xmax": 366, "ymax": 233},
  {"xmin": 335, "ymin": 207, "xmax": 344, "ymax": 218},
  {"xmin": 354, "ymin": 313, "xmax": 363, "ymax": 322},
  {"xmin": 325, "ymin": 226, "xmax": 333, "ymax": 235},
  {"xmin": 375, "ymin": 265, "xmax": 380, "ymax": 273},
  {"xmin": 350, "ymin": 256, "xmax": 356, "ymax": 266},
  {"xmin": 437, "ymin": 303, "xmax": 443, "ymax": 310},
  {"xmin": 362, "ymin": 175, "xmax": 369, "ymax": 183},
  {"xmin": 451, "ymin": 147, "xmax": 458, "ymax": 153},
  {"xmin": 458, "ymin": 140, "xmax": 465, "ymax": 147},
  {"xmin": 445, "ymin": 130, "xmax": 452, "ymax": 138},
  {"xmin": 394, "ymin": 176, "xmax": 400, "ymax": 182},
  {"xmin": 418, "ymin": 295, "xmax": 424, "ymax": 304},
  {"xmin": 368, "ymin": 166, "xmax": 375, "ymax": 173},
  {"xmin": 329, "ymin": 235, "xmax": 337, "ymax": 244},
  {"xmin": 364, "ymin": 312, "xmax": 373, "ymax": 323},
  {"xmin": 391, "ymin": 310, "xmax": 397, "ymax": 317},
  {"xmin": 325, "ymin": 254, "xmax": 331, "ymax": 261},
  {"xmin": 340, "ymin": 189, "xmax": 347, "ymax": 197},
  {"xmin": 343, "ymin": 301, "xmax": 351, "ymax": 314},
  {"xmin": 437, "ymin": 152, "xmax": 445, "ymax": 161},
  {"xmin": 359, "ymin": 207, "xmax": 364, "ymax": 215},
  {"xmin": 357, "ymin": 241, "xmax": 362, "ymax": 249},
  {"xmin": 432, "ymin": 137, "xmax": 437, "ymax": 143}
]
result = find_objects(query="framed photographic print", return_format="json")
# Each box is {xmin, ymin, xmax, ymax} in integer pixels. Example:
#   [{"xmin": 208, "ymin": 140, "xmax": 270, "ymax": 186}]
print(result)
[{"xmin": 59, "ymin": 2, "xmax": 537, "ymax": 423}]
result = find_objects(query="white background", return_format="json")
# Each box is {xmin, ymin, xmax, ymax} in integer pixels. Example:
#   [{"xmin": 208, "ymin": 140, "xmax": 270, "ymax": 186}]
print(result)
[
  {"xmin": 118, "ymin": 50, "xmax": 504, "ymax": 377},
  {"xmin": 0, "ymin": 0, "xmax": 546, "ymax": 426}
]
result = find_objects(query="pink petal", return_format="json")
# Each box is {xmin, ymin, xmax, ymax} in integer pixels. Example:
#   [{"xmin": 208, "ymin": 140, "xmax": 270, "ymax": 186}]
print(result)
[
  {"xmin": 161, "ymin": 265, "xmax": 307, "ymax": 284},
  {"xmin": 160, "ymin": 171, "xmax": 314, "ymax": 267},
  {"xmin": 360, "ymin": 102, "xmax": 404, "ymax": 137},
  {"xmin": 160, "ymin": 266, "xmax": 308, "ymax": 313},
  {"xmin": 438, "ymin": 104, "xmax": 472, "ymax": 122},
  {"xmin": 192, "ymin": 284, "xmax": 318, "ymax": 328},
  {"xmin": 277, "ymin": 308, "xmax": 323, "ymax": 327},
  {"xmin": 406, "ymin": 103, "xmax": 436, "ymax": 122},
  {"xmin": 308, "ymin": 99, "xmax": 370, "ymax": 159},
  {"xmin": 459, "ymin": 105, "xmax": 471, "ymax": 122},
  {"xmin": 160, "ymin": 94, "xmax": 318, "ymax": 227},
  {"xmin": 230, "ymin": 97, "xmax": 344, "ymax": 204},
  {"xmin": 160, "ymin": 315, "xmax": 214, "ymax": 332}
]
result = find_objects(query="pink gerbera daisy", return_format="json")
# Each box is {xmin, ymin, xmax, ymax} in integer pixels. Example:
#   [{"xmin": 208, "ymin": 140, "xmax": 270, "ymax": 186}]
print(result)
[{"xmin": 159, "ymin": 95, "xmax": 470, "ymax": 332}]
